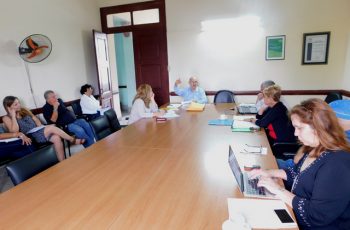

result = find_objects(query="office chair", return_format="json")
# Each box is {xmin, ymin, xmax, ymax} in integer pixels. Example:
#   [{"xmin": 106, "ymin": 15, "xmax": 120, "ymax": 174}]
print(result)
[
  {"xmin": 271, "ymin": 142, "xmax": 301, "ymax": 160},
  {"xmin": 214, "ymin": 90, "xmax": 235, "ymax": 104},
  {"xmin": 324, "ymin": 92, "xmax": 342, "ymax": 104},
  {"xmin": 5, "ymin": 145, "xmax": 59, "ymax": 186},
  {"xmin": 71, "ymin": 100, "xmax": 90, "ymax": 121},
  {"xmin": 89, "ymin": 115, "xmax": 113, "ymax": 141},
  {"xmin": 104, "ymin": 109, "xmax": 122, "ymax": 132}
]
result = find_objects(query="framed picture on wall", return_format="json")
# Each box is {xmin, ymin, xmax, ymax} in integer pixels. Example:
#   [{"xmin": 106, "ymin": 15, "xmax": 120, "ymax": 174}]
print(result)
[
  {"xmin": 302, "ymin": 32, "xmax": 330, "ymax": 65},
  {"xmin": 266, "ymin": 35, "xmax": 285, "ymax": 60}
]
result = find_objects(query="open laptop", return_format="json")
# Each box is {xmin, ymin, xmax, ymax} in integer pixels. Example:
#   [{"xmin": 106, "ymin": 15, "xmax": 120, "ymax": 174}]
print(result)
[
  {"xmin": 228, "ymin": 145, "xmax": 275, "ymax": 199},
  {"xmin": 237, "ymin": 103, "xmax": 258, "ymax": 114}
]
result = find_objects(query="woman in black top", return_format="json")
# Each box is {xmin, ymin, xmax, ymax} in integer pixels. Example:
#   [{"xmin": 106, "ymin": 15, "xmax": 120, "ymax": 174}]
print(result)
[{"xmin": 250, "ymin": 85, "xmax": 295, "ymax": 144}]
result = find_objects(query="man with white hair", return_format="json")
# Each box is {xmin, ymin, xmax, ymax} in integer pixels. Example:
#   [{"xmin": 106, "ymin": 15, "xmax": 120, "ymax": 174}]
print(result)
[{"xmin": 174, "ymin": 76, "xmax": 207, "ymax": 104}]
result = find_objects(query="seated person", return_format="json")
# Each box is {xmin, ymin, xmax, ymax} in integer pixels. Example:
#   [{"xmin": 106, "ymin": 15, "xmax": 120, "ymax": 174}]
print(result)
[
  {"xmin": 43, "ymin": 90, "xmax": 95, "ymax": 148},
  {"xmin": 174, "ymin": 76, "xmax": 207, "ymax": 104},
  {"xmin": 249, "ymin": 98, "xmax": 350, "ymax": 230},
  {"xmin": 250, "ymin": 85, "xmax": 295, "ymax": 144},
  {"xmin": 0, "ymin": 126, "xmax": 35, "ymax": 161},
  {"xmin": 278, "ymin": 99, "xmax": 350, "ymax": 170},
  {"xmin": 80, "ymin": 84, "xmax": 101, "ymax": 120},
  {"xmin": 128, "ymin": 84, "xmax": 164, "ymax": 125},
  {"xmin": 256, "ymin": 80, "xmax": 275, "ymax": 112},
  {"xmin": 3, "ymin": 96, "xmax": 85, "ymax": 161}
]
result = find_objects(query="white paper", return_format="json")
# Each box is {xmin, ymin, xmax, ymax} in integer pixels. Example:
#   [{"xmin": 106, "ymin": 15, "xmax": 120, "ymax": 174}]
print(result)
[
  {"xmin": 227, "ymin": 198, "xmax": 297, "ymax": 229},
  {"xmin": 159, "ymin": 112, "xmax": 180, "ymax": 119},
  {"xmin": 167, "ymin": 104, "xmax": 182, "ymax": 109},
  {"xmin": 0, "ymin": 137, "xmax": 20, "ymax": 143},
  {"xmin": 26, "ymin": 125, "xmax": 45, "ymax": 134},
  {"xmin": 243, "ymin": 146, "xmax": 267, "ymax": 155},
  {"xmin": 232, "ymin": 120, "xmax": 259, "ymax": 129},
  {"xmin": 233, "ymin": 115, "xmax": 256, "ymax": 121}
]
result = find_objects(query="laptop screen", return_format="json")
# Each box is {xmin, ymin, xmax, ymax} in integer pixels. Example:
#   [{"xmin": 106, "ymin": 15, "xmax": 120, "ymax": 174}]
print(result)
[{"xmin": 228, "ymin": 145, "xmax": 244, "ymax": 191}]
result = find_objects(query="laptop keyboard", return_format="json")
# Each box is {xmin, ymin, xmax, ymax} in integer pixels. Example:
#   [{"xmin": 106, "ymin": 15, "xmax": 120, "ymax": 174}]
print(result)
[
  {"xmin": 239, "ymin": 106, "xmax": 258, "ymax": 114},
  {"xmin": 246, "ymin": 178, "xmax": 266, "ymax": 195}
]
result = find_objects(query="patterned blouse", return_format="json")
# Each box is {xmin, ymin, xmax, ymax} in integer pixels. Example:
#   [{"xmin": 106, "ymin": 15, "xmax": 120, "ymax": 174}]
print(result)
[
  {"xmin": 17, "ymin": 115, "xmax": 47, "ymax": 143},
  {"xmin": 284, "ymin": 151, "xmax": 350, "ymax": 230}
]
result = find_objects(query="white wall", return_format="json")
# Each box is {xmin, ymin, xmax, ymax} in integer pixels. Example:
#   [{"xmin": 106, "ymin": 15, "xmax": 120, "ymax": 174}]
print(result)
[
  {"xmin": 0, "ymin": 0, "xmax": 101, "ymax": 115},
  {"xmin": 99, "ymin": 0, "xmax": 350, "ymax": 91},
  {"xmin": 166, "ymin": 0, "xmax": 350, "ymax": 92}
]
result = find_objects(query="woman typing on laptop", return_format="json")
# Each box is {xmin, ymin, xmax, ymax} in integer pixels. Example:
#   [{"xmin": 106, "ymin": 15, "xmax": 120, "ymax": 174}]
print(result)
[{"xmin": 249, "ymin": 98, "xmax": 350, "ymax": 230}]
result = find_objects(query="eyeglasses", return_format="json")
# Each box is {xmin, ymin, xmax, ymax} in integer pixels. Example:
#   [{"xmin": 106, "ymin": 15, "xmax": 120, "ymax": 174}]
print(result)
[{"xmin": 240, "ymin": 144, "xmax": 262, "ymax": 154}]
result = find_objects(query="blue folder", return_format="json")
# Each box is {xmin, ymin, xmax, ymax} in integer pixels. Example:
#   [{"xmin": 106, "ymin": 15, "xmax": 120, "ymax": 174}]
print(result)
[{"xmin": 208, "ymin": 119, "xmax": 233, "ymax": 126}]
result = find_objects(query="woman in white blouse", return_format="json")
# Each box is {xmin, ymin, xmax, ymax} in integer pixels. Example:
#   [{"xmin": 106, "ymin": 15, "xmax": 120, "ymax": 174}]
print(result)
[
  {"xmin": 128, "ymin": 84, "xmax": 164, "ymax": 125},
  {"xmin": 80, "ymin": 84, "xmax": 101, "ymax": 120}
]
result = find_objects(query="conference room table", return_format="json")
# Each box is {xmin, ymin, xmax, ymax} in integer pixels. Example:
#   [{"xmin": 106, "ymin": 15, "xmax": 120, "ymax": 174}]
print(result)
[{"xmin": 0, "ymin": 103, "xmax": 297, "ymax": 229}]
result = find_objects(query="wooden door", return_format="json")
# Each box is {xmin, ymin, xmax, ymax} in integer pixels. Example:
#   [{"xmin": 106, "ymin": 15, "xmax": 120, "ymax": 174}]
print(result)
[
  {"xmin": 100, "ymin": 0, "xmax": 169, "ymax": 106},
  {"xmin": 93, "ymin": 30, "xmax": 113, "ymax": 108},
  {"xmin": 133, "ymin": 29, "xmax": 169, "ymax": 106}
]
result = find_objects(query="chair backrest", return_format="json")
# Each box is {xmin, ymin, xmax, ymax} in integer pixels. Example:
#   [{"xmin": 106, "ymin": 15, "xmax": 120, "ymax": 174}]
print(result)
[
  {"xmin": 71, "ymin": 100, "xmax": 83, "ymax": 117},
  {"xmin": 324, "ymin": 92, "xmax": 342, "ymax": 104},
  {"xmin": 214, "ymin": 90, "xmax": 235, "ymax": 104},
  {"xmin": 5, "ymin": 145, "xmax": 58, "ymax": 186},
  {"xmin": 89, "ymin": 115, "xmax": 113, "ymax": 141},
  {"xmin": 104, "ymin": 109, "xmax": 122, "ymax": 132}
]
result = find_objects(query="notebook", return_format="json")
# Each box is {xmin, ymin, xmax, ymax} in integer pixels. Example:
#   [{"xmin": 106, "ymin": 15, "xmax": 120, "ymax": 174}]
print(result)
[
  {"xmin": 238, "ymin": 103, "xmax": 258, "ymax": 114},
  {"xmin": 228, "ymin": 145, "xmax": 275, "ymax": 199},
  {"xmin": 208, "ymin": 119, "xmax": 233, "ymax": 126},
  {"xmin": 186, "ymin": 102, "xmax": 205, "ymax": 111},
  {"xmin": 231, "ymin": 120, "xmax": 260, "ymax": 132}
]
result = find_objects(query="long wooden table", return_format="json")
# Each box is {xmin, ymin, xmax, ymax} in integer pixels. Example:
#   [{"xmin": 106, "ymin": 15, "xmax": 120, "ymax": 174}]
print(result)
[{"xmin": 0, "ymin": 104, "xmax": 295, "ymax": 229}]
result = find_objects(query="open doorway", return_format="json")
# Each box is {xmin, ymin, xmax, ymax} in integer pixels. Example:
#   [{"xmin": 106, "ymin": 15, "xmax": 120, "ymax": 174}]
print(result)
[
  {"xmin": 100, "ymin": 0, "xmax": 169, "ymax": 114},
  {"xmin": 114, "ymin": 32, "xmax": 136, "ymax": 113}
]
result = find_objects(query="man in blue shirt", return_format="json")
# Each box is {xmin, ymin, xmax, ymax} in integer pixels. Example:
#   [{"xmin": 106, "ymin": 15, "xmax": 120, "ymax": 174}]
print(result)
[{"xmin": 174, "ymin": 76, "xmax": 207, "ymax": 104}]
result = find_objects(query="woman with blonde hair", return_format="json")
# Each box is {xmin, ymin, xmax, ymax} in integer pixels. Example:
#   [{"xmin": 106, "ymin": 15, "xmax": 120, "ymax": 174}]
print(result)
[
  {"xmin": 128, "ymin": 84, "xmax": 164, "ymax": 124},
  {"xmin": 2, "ymin": 96, "xmax": 85, "ymax": 161},
  {"xmin": 249, "ymin": 98, "xmax": 350, "ymax": 229},
  {"xmin": 250, "ymin": 85, "xmax": 295, "ymax": 144}
]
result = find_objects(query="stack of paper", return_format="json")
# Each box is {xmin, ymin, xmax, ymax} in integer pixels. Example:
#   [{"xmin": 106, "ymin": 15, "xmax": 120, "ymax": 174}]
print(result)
[
  {"xmin": 231, "ymin": 120, "xmax": 260, "ymax": 132},
  {"xmin": 186, "ymin": 102, "xmax": 205, "ymax": 112},
  {"xmin": 227, "ymin": 198, "xmax": 297, "ymax": 229}
]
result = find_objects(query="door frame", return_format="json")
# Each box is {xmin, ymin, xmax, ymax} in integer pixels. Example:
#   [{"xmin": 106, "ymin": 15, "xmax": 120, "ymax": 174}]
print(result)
[{"xmin": 100, "ymin": 0, "xmax": 169, "ymax": 105}]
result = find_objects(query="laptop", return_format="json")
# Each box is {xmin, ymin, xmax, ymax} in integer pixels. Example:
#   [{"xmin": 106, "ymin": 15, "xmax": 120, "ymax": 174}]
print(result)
[
  {"xmin": 237, "ymin": 103, "xmax": 258, "ymax": 114},
  {"xmin": 228, "ymin": 145, "xmax": 275, "ymax": 199}
]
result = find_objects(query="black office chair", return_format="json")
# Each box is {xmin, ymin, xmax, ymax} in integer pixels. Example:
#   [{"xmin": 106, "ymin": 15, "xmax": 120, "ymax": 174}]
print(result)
[
  {"xmin": 324, "ymin": 92, "xmax": 342, "ymax": 104},
  {"xmin": 89, "ymin": 115, "xmax": 113, "ymax": 141},
  {"xmin": 214, "ymin": 90, "xmax": 235, "ymax": 104},
  {"xmin": 71, "ymin": 100, "xmax": 90, "ymax": 121},
  {"xmin": 5, "ymin": 145, "xmax": 59, "ymax": 186},
  {"xmin": 104, "ymin": 109, "xmax": 122, "ymax": 132},
  {"xmin": 271, "ymin": 142, "xmax": 301, "ymax": 161}
]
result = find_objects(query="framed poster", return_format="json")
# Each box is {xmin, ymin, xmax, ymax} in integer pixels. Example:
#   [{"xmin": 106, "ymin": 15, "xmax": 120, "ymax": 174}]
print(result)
[
  {"xmin": 266, "ymin": 35, "xmax": 285, "ymax": 60},
  {"xmin": 302, "ymin": 32, "xmax": 330, "ymax": 65}
]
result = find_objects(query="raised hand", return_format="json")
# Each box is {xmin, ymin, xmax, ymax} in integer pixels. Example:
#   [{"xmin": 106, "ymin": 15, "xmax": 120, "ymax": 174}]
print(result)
[{"xmin": 175, "ymin": 78, "xmax": 182, "ymax": 86}]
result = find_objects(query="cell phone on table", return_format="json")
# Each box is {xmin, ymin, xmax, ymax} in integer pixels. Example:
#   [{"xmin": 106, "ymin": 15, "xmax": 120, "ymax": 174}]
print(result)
[{"xmin": 274, "ymin": 209, "xmax": 294, "ymax": 223}]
